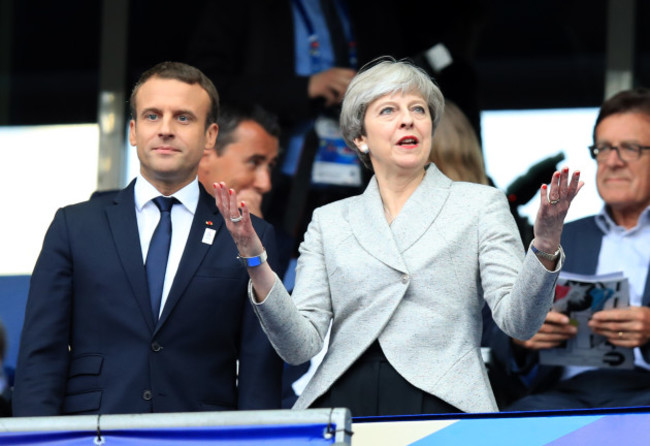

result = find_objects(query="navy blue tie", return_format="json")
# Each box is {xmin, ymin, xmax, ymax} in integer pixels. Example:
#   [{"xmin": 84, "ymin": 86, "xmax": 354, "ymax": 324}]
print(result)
[{"xmin": 146, "ymin": 196, "xmax": 177, "ymax": 321}]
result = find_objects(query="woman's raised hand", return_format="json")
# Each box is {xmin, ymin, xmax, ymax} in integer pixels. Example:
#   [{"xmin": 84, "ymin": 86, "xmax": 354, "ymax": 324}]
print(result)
[
  {"xmin": 213, "ymin": 182, "xmax": 264, "ymax": 257},
  {"xmin": 533, "ymin": 167, "xmax": 583, "ymax": 253}
]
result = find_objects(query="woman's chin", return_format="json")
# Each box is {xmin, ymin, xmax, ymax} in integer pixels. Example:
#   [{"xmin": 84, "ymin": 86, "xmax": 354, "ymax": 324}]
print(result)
[{"xmin": 389, "ymin": 154, "xmax": 428, "ymax": 172}]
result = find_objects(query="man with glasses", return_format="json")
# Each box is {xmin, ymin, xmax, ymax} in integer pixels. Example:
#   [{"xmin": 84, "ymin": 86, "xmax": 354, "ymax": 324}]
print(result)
[{"xmin": 488, "ymin": 88, "xmax": 650, "ymax": 411}]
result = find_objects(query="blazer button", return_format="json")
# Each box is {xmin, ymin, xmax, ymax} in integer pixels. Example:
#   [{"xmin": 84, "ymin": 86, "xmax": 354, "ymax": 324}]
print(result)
[
  {"xmin": 401, "ymin": 274, "xmax": 409, "ymax": 284},
  {"xmin": 151, "ymin": 341, "xmax": 163, "ymax": 352},
  {"xmin": 142, "ymin": 390, "xmax": 153, "ymax": 401}
]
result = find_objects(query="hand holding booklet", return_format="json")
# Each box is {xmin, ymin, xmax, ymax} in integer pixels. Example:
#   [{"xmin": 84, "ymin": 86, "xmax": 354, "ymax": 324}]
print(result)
[{"xmin": 539, "ymin": 271, "xmax": 634, "ymax": 369}]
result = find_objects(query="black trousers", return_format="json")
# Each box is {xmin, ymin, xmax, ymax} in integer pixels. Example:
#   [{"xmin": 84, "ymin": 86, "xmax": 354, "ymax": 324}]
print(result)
[{"xmin": 311, "ymin": 340, "xmax": 462, "ymax": 417}]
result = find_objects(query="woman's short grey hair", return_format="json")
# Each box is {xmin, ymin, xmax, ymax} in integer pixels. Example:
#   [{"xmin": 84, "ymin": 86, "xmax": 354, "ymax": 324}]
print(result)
[{"xmin": 340, "ymin": 57, "xmax": 445, "ymax": 169}]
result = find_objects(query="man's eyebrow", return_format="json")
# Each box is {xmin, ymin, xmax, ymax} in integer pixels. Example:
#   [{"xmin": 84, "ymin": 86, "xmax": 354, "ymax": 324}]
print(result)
[
  {"xmin": 596, "ymin": 139, "xmax": 643, "ymax": 145},
  {"xmin": 175, "ymin": 109, "xmax": 197, "ymax": 118},
  {"xmin": 247, "ymin": 153, "xmax": 278, "ymax": 163},
  {"xmin": 138, "ymin": 108, "xmax": 198, "ymax": 118},
  {"xmin": 140, "ymin": 107, "xmax": 161, "ymax": 116}
]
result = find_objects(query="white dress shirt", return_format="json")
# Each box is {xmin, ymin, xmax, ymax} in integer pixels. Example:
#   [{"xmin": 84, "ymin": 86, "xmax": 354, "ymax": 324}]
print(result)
[
  {"xmin": 134, "ymin": 175, "xmax": 198, "ymax": 317},
  {"xmin": 596, "ymin": 205, "xmax": 650, "ymax": 370}
]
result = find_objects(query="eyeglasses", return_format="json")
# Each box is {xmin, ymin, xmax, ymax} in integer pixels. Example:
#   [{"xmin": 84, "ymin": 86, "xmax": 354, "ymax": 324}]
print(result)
[{"xmin": 588, "ymin": 143, "xmax": 650, "ymax": 162}]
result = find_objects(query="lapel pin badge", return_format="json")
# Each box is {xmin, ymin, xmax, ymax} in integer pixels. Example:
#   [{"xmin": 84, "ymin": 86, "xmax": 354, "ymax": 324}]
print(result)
[
  {"xmin": 202, "ymin": 227, "xmax": 216, "ymax": 245},
  {"xmin": 205, "ymin": 220, "xmax": 213, "ymax": 226}
]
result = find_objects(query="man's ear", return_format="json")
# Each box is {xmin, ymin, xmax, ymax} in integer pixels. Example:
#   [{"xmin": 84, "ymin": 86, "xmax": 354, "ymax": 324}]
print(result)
[
  {"xmin": 128, "ymin": 120, "xmax": 137, "ymax": 146},
  {"xmin": 205, "ymin": 122, "xmax": 219, "ymax": 150}
]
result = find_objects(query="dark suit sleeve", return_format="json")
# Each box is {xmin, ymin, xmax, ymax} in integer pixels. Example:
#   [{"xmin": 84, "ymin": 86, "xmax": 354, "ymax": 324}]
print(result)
[
  {"xmin": 13, "ymin": 209, "xmax": 73, "ymax": 416},
  {"xmin": 236, "ymin": 220, "xmax": 283, "ymax": 409}
]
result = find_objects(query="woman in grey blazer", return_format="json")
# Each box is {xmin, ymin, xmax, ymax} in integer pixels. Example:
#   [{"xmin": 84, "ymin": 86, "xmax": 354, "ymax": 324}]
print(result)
[{"xmin": 213, "ymin": 58, "xmax": 583, "ymax": 416}]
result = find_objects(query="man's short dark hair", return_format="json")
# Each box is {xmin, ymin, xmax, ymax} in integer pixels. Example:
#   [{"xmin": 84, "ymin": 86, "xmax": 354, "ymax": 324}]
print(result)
[
  {"xmin": 214, "ymin": 104, "xmax": 281, "ymax": 155},
  {"xmin": 594, "ymin": 88, "xmax": 650, "ymax": 140},
  {"xmin": 130, "ymin": 61, "xmax": 220, "ymax": 128}
]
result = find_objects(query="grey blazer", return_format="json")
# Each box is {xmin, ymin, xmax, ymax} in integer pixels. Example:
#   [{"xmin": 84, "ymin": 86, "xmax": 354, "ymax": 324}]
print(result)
[{"xmin": 252, "ymin": 165, "xmax": 562, "ymax": 413}]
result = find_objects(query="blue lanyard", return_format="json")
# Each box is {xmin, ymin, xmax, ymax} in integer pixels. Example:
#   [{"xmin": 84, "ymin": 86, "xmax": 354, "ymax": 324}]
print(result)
[
  {"xmin": 292, "ymin": 0, "xmax": 357, "ymax": 71},
  {"xmin": 333, "ymin": 0, "xmax": 357, "ymax": 68}
]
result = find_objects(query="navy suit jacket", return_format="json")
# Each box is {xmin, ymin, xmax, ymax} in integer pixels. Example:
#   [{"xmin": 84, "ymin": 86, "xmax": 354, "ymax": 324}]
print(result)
[
  {"xmin": 488, "ymin": 215, "xmax": 650, "ymax": 402},
  {"xmin": 13, "ymin": 181, "xmax": 282, "ymax": 416}
]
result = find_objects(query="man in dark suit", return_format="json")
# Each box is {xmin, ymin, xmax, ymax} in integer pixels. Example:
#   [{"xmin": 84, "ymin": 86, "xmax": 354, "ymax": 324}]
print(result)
[
  {"xmin": 488, "ymin": 88, "xmax": 650, "ymax": 411},
  {"xmin": 12, "ymin": 62, "xmax": 282, "ymax": 416}
]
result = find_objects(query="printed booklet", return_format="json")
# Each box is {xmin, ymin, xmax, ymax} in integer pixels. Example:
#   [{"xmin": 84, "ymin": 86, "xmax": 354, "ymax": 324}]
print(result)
[{"xmin": 539, "ymin": 271, "xmax": 634, "ymax": 369}]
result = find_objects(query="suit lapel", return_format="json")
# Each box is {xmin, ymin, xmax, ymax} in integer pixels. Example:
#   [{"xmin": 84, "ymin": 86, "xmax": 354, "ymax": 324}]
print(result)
[
  {"xmin": 106, "ymin": 180, "xmax": 155, "ymax": 331},
  {"xmin": 390, "ymin": 165, "xmax": 451, "ymax": 253},
  {"xmin": 575, "ymin": 218, "xmax": 602, "ymax": 274},
  {"xmin": 349, "ymin": 177, "xmax": 406, "ymax": 272},
  {"xmin": 349, "ymin": 166, "xmax": 450, "ymax": 272},
  {"xmin": 156, "ymin": 187, "xmax": 221, "ymax": 331}
]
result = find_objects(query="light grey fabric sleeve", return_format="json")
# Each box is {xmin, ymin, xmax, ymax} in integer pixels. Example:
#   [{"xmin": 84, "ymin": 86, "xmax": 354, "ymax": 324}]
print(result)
[
  {"xmin": 478, "ymin": 187, "xmax": 564, "ymax": 340},
  {"xmin": 249, "ymin": 209, "xmax": 333, "ymax": 365}
]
